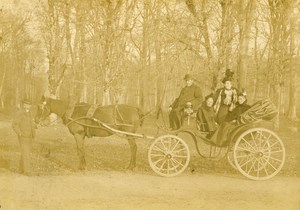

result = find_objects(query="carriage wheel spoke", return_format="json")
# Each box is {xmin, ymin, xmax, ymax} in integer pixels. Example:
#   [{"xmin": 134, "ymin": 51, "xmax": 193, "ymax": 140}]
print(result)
[
  {"xmin": 150, "ymin": 153, "xmax": 165, "ymax": 158},
  {"xmin": 241, "ymin": 138, "xmax": 257, "ymax": 152},
  {"xmin": 266, "ymin": 150, "xmax": 283, "ymax": 154},
  {"xmin": 159, "ymin": 159, "xmax": 167, "ymax": 170},
  {"xmin": 268, "ymin": 140, "xmax": 280, "ymax": 149},
  {"xmin": 152, "ymin": 145, "xmax": 165, "ymax": 154},
  {"xmin": 247, "ymin": 159, "xmax": 257, "ymax": 174},
  {"xmin": 171, "ymin": 158, "xmax": 185, "ymax": 167},
  {"xmin": 256, "ymin": 161, "xmax": 260, "ymax": 177},
  {"xmin": 236, "ymin": 154, "xmax": 252, "ymax": 159},
  {"xmin": 154, "ymin": 157, "xmax": 165, "ymax": 165},
  {"xmin": 172, "ymin": 154, "xmax": 188, "ymax": 158},
  {"xmin": 250, "ymin": 133, "xmax": 259, "ymax": 150},
  {"xmin": 239, "ymin": 157, "xmax": 255, "ymax": 168},
  {"xmin": 170, "ymin": 158, "xmax": 178, "ymax": 172},
  {"xmin": 236, "ymin": 146, "xmax": 255, "ymax": 153},
  {"xmin": 167, "ymin": 138, "xmax": 174, "ymax": 152},
  {"xmin": 258, "ymin": 158, "xmax": 269, "ymax": 176},
  {"xmin": 262, "ymin": 157, "xmax": 277, "ymax": 171},
  {"xmin": 261, "ymin": 134, "xmax": 272, "ymax": 148},
  {"xmin": 159, "ymin": 140, "xmax": 168, "ymax": 152},
  {"xmin": 267, "ymin": 156, "xmax": 283, "ymax": 163},
  {"xmin": 170, "ymin": 140, "xmax": 180, "ymax": 153},
  {"xmin": 257, "ymin": 132, "xmax": 263, "ymax": 150},
  {"xmin": 172, "ymin": 147, "xmax": 187, "ymax": 154}
]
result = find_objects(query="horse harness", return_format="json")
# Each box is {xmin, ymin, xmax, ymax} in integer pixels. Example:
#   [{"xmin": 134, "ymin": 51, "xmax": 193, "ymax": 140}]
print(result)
[{"xmin": 65, "ymin": 104, "xmax": 134, "ymax": 128}]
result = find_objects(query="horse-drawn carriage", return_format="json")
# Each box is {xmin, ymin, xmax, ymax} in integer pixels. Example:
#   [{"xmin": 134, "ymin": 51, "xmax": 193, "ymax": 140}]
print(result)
[{"xmin": 36, "ymin": 97, "xmax": 285, "ymax": 181}]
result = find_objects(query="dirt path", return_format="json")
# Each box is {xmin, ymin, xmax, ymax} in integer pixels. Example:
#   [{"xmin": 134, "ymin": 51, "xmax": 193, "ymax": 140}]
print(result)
[{"xmin": 0, "ymin": 171, "xmax": 299, "ymax": 210}]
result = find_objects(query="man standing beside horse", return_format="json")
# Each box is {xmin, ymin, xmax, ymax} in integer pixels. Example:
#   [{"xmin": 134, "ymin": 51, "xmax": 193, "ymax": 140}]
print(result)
[
  {"xmin": 12, "ymin": 99, "xmax": 36, "ymax": 176},
  {"xmin": 168, "ymin": 74, "xmax": 203, "ymax": 130}
]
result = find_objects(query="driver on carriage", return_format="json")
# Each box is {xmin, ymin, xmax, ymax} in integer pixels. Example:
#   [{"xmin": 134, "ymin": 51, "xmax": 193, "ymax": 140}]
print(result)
[{"xmin": 168, "ymin": 74, "xmax": 203, "ymax": 130}]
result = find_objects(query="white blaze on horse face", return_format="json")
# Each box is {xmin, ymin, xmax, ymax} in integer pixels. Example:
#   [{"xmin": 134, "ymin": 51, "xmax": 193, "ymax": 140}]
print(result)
[
  {"xmin": 186, "ymin": 79, "xmax": 194, "ymax": 87},
  {"xmin": 206, "ymin": 98, "xmax": 214, "ymax": 107},
  {"xmin": 23, "ymin": 104, "xmax": 31, "ymax": 112}
]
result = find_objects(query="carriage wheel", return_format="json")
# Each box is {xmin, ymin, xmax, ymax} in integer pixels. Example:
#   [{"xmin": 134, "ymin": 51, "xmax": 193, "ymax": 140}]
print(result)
[
  {"xmin": 233, "ymin": 128, "xmax": 285, "ymax": 181},
  {"xmin": 148, "ymin": 135, "xmax": 190, "ymax": 177}
]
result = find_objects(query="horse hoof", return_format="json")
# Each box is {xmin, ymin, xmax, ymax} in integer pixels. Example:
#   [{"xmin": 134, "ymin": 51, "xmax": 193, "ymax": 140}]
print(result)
[{"xmin": 78, "ymin": 166, "xmax": 86, "ymax": 171}]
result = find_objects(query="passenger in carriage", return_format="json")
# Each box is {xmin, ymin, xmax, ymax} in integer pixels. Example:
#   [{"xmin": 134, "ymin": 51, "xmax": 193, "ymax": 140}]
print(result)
[
  {"xmin": 196, "ymin": 94, "xmax": 218, "ymax": 138},
  {"xmin": 209, "ymin": 91, "xmax": 251, "ymax": 146},
  {"xmin": 225, "ymin": 92, "xmax": 251, "ymax": 123},
  {"xmin": 168, "ymin": 74, "xmax": 203, "ymax": 130},
  {"xmin": 213, "ymin": 69, "xmax": 238, "ymax": 124}
]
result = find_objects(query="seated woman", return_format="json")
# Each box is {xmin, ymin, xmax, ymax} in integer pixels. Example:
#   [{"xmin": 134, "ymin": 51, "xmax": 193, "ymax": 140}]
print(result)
[
  {"xmin": 196, "ymin": 94, "xmax": 218, "ymax": 138},
  {"xmin": 209, "ymin": 92, "xmax": 251, "ymax": 146},
  {"xmin": 225, "ymin": 92, "xmax": 251, "ymax": 123}
]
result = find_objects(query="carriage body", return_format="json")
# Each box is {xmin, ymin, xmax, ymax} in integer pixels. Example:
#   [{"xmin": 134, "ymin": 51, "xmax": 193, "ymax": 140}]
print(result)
[{"xmin": 148, "ymin": 99, "xmax": 286, "ymax": 180}]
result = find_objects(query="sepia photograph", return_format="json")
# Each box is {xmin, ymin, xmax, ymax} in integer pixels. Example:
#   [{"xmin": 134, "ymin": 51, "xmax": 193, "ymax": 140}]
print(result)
[{"xmin": 0, "ymin": 0, "xmax": 299, "ymax": 209}]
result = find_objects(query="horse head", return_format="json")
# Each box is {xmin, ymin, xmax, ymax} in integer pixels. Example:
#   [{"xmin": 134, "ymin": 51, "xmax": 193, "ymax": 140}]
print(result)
[{"xmin": 35, "ymin": 96, "xmax": 51, "ymax": 125}]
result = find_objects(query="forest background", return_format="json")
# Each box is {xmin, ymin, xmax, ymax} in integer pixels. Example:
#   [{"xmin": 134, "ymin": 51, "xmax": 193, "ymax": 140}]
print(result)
[{"xmin": 0, "ymin": 0, "xmax": 299, "ymax": 127}]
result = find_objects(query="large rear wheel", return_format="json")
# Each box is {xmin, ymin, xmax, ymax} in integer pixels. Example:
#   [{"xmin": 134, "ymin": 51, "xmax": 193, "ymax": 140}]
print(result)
[
  {"xmin": 233, "ymin": 128, "xmax": 285, "ymax": 180},
  {"xmin": 148, "ymin": 135, "xmax": 190, "ymax": 177}
]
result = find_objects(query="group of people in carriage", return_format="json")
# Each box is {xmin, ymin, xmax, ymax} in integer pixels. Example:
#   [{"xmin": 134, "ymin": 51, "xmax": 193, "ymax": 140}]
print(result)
[{"xmin": 168, "ymin": 69, "xmax": 251, "ymax": 146}]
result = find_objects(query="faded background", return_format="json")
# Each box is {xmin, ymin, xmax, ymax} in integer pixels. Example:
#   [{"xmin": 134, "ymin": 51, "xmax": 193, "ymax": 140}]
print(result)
[{"xmin": 0, "ymin": 0, "xmax": 300, "ymax": 209}]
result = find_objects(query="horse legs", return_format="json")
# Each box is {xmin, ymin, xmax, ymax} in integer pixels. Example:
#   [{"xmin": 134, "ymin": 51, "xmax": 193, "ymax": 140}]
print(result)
[
  {"xmin": 127, "ymin": 137, "xmax": 137, "ymax": 170},
  {"xmin": 74, "ymin": 133, "xmax": 86, "ymax": 170}
]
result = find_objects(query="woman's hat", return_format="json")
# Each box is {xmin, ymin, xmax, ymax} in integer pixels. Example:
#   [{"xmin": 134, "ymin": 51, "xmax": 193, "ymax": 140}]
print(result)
[
  {"xmin": 238, "ymin": 92, "xmax": 247, "ymax": 98},
  {"xmin": 184, "ymin": 74, "xmax": 193, "ymax": 81},
  {"xmin": 238, "ymin": 88, "xmax": 247, "ymax": 97},
  {"xmin": 205, "ymin": 93, "xmax": 214, "ymax": 101},
  {"xmin": 222, "ymin": 69, "xmax": 234, "ymax": 83}
]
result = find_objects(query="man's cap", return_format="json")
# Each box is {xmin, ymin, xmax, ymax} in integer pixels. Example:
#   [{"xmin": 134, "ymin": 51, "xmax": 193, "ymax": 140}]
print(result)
[
  {"xmin": 22, "ymin": 99, "xmax": 32, "ymax": 105},
  {"xmin": 184, "ymin": 74, "xmax": 194, "ymax": 81}
]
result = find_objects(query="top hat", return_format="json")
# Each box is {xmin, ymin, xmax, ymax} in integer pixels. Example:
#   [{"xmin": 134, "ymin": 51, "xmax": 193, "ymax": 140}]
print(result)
[{"xmin": 184, "ymin": 74, "xmax": 193, "ymax": 81}]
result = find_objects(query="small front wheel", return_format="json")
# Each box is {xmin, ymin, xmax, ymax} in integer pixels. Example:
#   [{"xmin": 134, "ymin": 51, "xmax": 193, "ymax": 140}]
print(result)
[{"xmin": 148, "ymin": 135, "xmax": 190, "ymax": 177}]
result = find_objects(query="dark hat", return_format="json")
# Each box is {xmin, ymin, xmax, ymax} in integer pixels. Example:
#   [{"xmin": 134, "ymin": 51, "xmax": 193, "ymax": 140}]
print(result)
[
  {"xmin": 205, "ymin": 93, "xmax": 214, "ymax": 101},
  {"xmin": 222, "ymin": 69, "xmax": 234, "ymax": 83},
  {"xmin": 222, "ymin": 76, "xmax": 233, "ymax": 83},
  {"xmin": 22, "ymin": 99, "xmax": 32, "ymax": 105},
  {"xmin": 238, "ymin": 90, "xmax": 247, "ymax": 98},
  {"xmin": 184, "ymin": 74, "xmax": 193, "ymax": 81}
]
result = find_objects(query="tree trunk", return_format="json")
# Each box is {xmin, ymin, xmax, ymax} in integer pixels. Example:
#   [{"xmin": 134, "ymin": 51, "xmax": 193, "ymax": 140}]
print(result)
[
  {"xmin": 102, "ymin": 1, "xmax": 113, "ymax": 106},
  {"xmin": 287, "ymin": 68, "xmax": 297, "ymax": 121},
  {"xmin": 155, "ymin": 0, "xmax": 164, "ymax": 110},
  {"xmin": 236, "ymin": 0, "xmax": 254, "ymax": 91},
  {"xmin": 76, "ymin": 3, "xmax": 88, "ymax": 103},
  {"xmin": 218, "ymin": 0, "xmax": 233, "ymax": 72},
  {"xmin": 139, "ymin": 0, "xmax": 150, "ymax": 112}
]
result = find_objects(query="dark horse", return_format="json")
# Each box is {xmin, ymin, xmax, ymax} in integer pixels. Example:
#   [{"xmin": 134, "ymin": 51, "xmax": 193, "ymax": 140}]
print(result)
[{"xmin": 35, "ymin": 97, "xmax": 143, "ymax": 170}]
